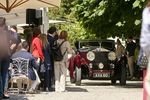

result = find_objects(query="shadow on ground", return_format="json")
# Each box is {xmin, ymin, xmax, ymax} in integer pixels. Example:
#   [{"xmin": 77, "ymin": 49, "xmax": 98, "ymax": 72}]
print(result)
[
  {"xmin": 115, "ymin": 81, "xmax": 143, "ymax": 88},
  {"xmin": 9, "ymin": 94, "xmax": 32, "ymax": 100},
  {"xmin": 81, "ymin": 80, "xmax": 112, "ymax": 86},
  {"xmin": 66, "ymin": 87, "xmax": 88, "ymax": 92},
  {"xmin": 81, "ymin": 80, "xmax": 143, "ymax": 88}
]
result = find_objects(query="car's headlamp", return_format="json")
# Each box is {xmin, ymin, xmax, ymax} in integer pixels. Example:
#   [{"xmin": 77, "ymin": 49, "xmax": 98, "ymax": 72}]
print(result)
[
  {"xmin": 87, "ymin": 51, "xmax": 95, "ymax": 61},
  {"xmin": 99, "ymin": 63, "xmax": 104, "ymax": 69},
  {"xmin": 108, "ymin": 52, "xmax": 116, "ymax": 61}
]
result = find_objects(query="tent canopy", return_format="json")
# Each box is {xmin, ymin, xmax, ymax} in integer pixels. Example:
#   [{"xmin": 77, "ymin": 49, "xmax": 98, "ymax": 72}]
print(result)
[
  {"xmin": 0, "ymin": 0, "xmax": 61, "ymax": 13},
  {"xmin": 0, "ymin": 0, "xmax": 61, "ymax": 25},
  {"xmin": 0, "ymin": 10, "xmax": 26, "ymax": 25}
]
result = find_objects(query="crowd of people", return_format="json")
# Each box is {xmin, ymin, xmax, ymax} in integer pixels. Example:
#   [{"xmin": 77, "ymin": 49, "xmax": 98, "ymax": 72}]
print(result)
[
  {"xmin": 115, "ymin": 37, "xmax": 142, "ymax": 80},
  {"xmin": 116, "ymin": 0, "xmax": 150, "ymax": 99},
  {"xmin": 0, "ymin": 17, "xmax": 72, "ymax": 99},
  {"xmin": 0, "ymin": 0, "xmax": 149, "ymax": 99}
]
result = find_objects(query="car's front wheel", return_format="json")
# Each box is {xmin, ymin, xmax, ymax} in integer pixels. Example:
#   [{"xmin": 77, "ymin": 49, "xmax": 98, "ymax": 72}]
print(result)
[{"xmin": 75, "ymin": 66, "xmax": 81, "ymax": 86}]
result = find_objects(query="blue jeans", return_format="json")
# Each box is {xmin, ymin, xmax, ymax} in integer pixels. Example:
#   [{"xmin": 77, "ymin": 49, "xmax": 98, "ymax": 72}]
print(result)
[
  {"xmin": 0, "ymin": 58, "xmax": 10, "ymax": 97},
  {"xmin": 4, "ymin": 72, "xmax": 8, "ymax": 92},
  {"xmin": 44, "ymin": 70, "xmax": 52, "ymax": 90},
  {"xmin": 0, "ymin": 72, "xmax": 3, "ymax": 97}
]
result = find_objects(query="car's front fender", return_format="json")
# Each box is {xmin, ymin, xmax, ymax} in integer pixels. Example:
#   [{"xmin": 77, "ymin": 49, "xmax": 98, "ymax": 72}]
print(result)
[{"xmin": 74, "ymin": 54, "xmax": 82, "ymax": 68}]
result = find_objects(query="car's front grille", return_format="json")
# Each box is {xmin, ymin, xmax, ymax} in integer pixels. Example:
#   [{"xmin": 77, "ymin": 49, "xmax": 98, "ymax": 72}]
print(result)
[
  {"xmin": 95, "ymin": 52, "xmax": 108, "ymax": 62},
  {"xmin": 91, "ymin": 52, "xmax": 110, "ymax": 70}
]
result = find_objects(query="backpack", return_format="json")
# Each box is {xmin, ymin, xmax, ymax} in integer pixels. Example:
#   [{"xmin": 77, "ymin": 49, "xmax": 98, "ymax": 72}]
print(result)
[
  {"xmin": 138, "ymin": 49, "xmax": 148, "ymax": 69},
  {"xmin": 52, "ymin": 41, "xmax": 67, "ymax": 61}
]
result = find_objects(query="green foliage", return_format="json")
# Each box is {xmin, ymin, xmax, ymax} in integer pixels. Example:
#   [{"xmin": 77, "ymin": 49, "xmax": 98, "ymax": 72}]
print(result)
[
  {"xmin": 48, "ymin": 7, "xmax": 60, "ymax": 19},
  {"xmin": 48, "ymin": 0, "xmax": 146, "ymax": 42},
  {"xmin": 73, "ymin": 0, "xmax": 146, "ymax": 38},
  {"xmin": 48, "ymin": 0, "xmax": 74, "ymax": 19},
  {"xmin": 60, "ymin": 22, "xmax": 96, "ymax": 45},
  {"xmin": 48, "ymin": 0, "xmax": 94, "ymax": 45}
]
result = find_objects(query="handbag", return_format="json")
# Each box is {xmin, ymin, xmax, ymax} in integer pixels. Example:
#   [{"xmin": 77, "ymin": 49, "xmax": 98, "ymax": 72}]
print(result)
[
  {"xmin": 40, "ymin": 63, "xmax": 46, "ymax": 73},
  {"xmin": 140, "ymin": 56, "xmax": 148, "ymax": 68},
  {"xmin": 33, "ymin": 68, "xmax": 41, "ymax": 84}
]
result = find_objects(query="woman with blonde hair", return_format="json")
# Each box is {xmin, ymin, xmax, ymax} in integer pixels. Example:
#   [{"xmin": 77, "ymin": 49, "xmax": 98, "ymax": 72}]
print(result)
[
  {"xmin": 54, "ymin": 30, "xmax": 72, "ymax": 92},
  {"xmin": 38, "ymin": 34, "xmax": 52, "ymax": 91},
  {"xmin": 115, "ymin": 39, "xmax": 125, "ymax": 59}
]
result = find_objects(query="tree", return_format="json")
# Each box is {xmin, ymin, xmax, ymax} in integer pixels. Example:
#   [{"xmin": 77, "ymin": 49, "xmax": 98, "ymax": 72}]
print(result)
[
  {"xmin": 60, "ymin": 21, "xmax": 96, "ymax": 46},
  {"xmin": 48, "ymin": 0, "xmax": 95, "ymax": 45},
  {"xmin": 72, "ymin": 0, "xmax": 146, "ymax": 38}
]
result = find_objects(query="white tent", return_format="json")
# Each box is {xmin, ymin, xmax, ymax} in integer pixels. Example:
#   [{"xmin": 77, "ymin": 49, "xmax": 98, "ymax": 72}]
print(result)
[
  {"xmin": 17, "ymin": 20, "xmax": 66, "ymax": 27},
  {"xmin": 0, "ymin": 0, "xmax": 61, "ymax": 33},
  {"xmin": 0, "ymin": 10, "xmax": 26, "ymax": 25},
  {"xmin": 0, "ymin": 0, "xmax": 61, "ymax": 13},
  {"xmin": 0, "ymin": 0, "xmax": 61, "ymax": 25},
  {"xmin": 17, "ymin": 19, "xmax": 66, "ymax": 33}
]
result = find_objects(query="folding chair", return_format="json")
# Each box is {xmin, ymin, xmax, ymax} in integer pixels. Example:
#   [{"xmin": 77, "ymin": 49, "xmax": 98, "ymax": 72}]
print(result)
[{"xmin": 9, "ymin": 57, "xmax": 30, "ymax": 94}]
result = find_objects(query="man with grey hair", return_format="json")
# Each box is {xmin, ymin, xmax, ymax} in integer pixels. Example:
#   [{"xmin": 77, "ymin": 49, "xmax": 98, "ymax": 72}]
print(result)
[{"xmin": 11, "ymin": 41, "xmax": 40, "ymax": 93}]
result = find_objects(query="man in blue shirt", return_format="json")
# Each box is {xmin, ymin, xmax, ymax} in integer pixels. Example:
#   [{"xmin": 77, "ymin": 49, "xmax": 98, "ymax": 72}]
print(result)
[{"xmin": 11, "ymin": 41, "xmax": 40, "ymax": 93}]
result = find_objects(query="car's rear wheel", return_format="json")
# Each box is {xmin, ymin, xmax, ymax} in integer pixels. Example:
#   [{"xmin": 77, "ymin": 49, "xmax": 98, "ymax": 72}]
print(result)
[{"xmin": 75, "ymin": 66, "xmax": 81, "ymax": 86}]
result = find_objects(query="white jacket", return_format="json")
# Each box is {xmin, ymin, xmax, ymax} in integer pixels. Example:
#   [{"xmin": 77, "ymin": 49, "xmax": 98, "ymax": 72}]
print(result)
[
  {"xmin": 140, "ymin": 7, "xmax": 150, "ymax": 98},
  {"xmin": 140, "ymin": 7, "xmax": 150, "ymax": 57}
]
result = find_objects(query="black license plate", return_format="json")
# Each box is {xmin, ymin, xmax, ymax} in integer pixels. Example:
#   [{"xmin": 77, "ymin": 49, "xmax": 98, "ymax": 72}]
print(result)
[{"xmin": 93, "ymin": 73, "xmax": 110, "ymax": 78}]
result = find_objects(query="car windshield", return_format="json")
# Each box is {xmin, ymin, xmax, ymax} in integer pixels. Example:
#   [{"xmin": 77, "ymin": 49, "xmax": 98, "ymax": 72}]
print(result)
[
  {"xmin": 80, "ymin": 41, "xmax": 100, "ymax": 48},
  {"xmin": 101, "ymin": 41, "xmax": 114, "ymax": 51},
  {"xmin": 79, "ymin": 40, "xmax": 114, "ymax": 51}
]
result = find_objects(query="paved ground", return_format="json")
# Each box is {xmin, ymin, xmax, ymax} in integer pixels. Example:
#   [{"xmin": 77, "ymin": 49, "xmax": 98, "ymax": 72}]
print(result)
[{"xmin": 8, "ymin": 80, "xmax": 143, "ymax": 100}]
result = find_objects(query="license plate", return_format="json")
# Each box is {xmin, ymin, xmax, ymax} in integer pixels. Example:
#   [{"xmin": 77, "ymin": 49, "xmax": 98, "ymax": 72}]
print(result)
[{"xmin": 93, "ymin": 73, "xmax": 110, "ymax": 78}]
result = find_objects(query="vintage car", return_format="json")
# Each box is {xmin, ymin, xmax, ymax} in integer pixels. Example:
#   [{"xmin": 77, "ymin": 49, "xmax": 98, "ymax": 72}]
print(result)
[{"xmin": 68, "ymin": 39, "xmax": 127, "ymax": 85}]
